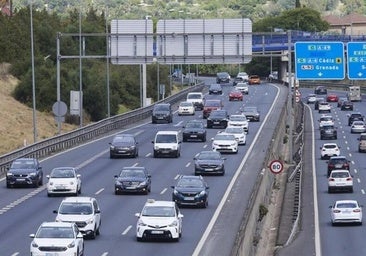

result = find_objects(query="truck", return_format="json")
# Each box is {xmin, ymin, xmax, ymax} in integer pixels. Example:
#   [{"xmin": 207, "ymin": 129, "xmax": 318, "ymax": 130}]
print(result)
[{"xmin": 348, "ymin": 86, "xmax": 361, "ymax": 102}]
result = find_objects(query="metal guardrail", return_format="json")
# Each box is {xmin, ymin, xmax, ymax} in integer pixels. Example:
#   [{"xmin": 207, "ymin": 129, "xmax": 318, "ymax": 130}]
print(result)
[
  {"xmin": 299, "ymin": 81, "xmax": 366, "ymax": 94},
  {"xmin": 0, "ymin": 82, "xmax": 205, "ymax": 176}
]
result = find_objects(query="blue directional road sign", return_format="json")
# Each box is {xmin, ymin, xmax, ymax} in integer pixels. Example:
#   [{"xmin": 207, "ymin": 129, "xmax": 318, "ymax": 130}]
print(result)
[
  {"xmin": 347, "ymin": 42, "xmax": 366, "ymax": 79},
  {"xmin": 295, "ymin": 42, "xmax": 345, "ymax": 80}
]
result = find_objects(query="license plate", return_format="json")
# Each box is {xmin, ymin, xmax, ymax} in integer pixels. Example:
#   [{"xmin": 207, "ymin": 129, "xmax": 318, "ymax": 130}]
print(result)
[
  {"xmin": 118, "ymin": 151, "xmax": 126, "ymax": 153},
  {"xmin": 184, "ymin": 197, "xmax": 195, "ymax": 201},
  {"xmin": 335, "ymin": 164, "xmax": 342, "ymax": 168},
  {"xmin": 17, "ymin": 178, "xmax": 25, "ymax": 181},
  {"xmin": 190, "ymin": 135, "xmax": 197, "ymax": 138},
  {"xmin": 214, "ymin": 122, "xmax": 220, "ymax": 124},
  {"xmin": 151, "ymin": 230, "xmax": 164, "ymax": 234},
  {"xmin": 335, "ymin": 183, "xmax": 346, "ymax": 186},
  {"xmin": 126, "ymin": 186, "xmax": 136, "ymax": 189},
  {"xmin": 45, "ymin": 253, "xmax": 59, "ymax": 256},
  {"xmin": 157, "ymin": 117, "xmax": 163, "ymax": 119},
  {"xmin": 205, "ymin": 168, "xmax": 214, "ymax": 171},
  {"xmin": 162, "ymin": 150, "xmax": 170, "ymax": 154}
]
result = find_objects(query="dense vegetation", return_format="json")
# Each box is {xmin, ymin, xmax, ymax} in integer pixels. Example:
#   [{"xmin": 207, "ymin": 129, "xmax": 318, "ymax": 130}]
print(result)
[{"xmin": 0, "ymin": 3, "xmax": 330, "ymax": 122}]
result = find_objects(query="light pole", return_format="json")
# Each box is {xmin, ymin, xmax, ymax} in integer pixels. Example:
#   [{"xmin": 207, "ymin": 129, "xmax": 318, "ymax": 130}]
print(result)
[
  {"xmin": 79, "ymin": 0, "xmax": 83, "ymax": 127},
  {"xmin": 105, "ymin": 3, "xmax": 110, "ymax": 117},
  {"xmin": 30, "ymin": 0, "xmax": 37, "ymax": 142}
]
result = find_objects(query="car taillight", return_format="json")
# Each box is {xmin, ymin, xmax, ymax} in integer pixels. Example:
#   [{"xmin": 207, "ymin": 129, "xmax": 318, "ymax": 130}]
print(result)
[
  {"xmin": 328, "ymin": 178, "xmax": 335, "ymax": 181},
  {"xmin": 354, "ymin": 209, "xmax": 361, "ymax": 213},
  {"xmin": 333, "ymin": 209, "xmax": 341, "ymax": 213},
  {"xmin": 346, "ymin": 177, "xmax": 352, "ymax": 181}
]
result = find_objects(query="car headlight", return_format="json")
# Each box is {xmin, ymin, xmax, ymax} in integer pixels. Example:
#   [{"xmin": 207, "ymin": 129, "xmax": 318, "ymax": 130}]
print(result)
[
  {"xmin": 29, "ymin": 172, "xmax": 37, "ymax": 176},
  {"xmin": 172, "ymin": 145, "xmax": 178, "ymax": 150},
  {"xmin": 231, "ymin": 142, "xmax": 237, "ymax": 146},
  {"xmin": 137, "ymin": 219, "xmax": 147, "ymax": 226},
  {"xmin": 86, "ymin": 217, "xmax": 94, "ymax": 224},
  {"xmin": 198, "ymin": 190, "xmax": 206, "ymax": 197},
  {"xmin": 115, "ymin": 180, "xmax": 122, "ymax": 185},
  {"xmin": 67, "ymin": 241, "xmax": 76, "ymax": 248},
  {"xmin": 139, "ymin": 181, "xmax": 147, "ymax": 186},
  {"xmin": 168, "ymin": 220, "xmax": 178, "ymax": 227},
  {"xmin": 110, "ymin": 146, "xmax": 115, "ymax": 150},
  {"xmin": 6, "ymin": 172, "xmax": 13, "ymax": 176},
  {"xmin": 31, "ymin": 241, "xmax": 39, "ymax": 248},
  {"xmin": 173, "ymin": 189, "xmax": 179, "ymax": 196}
]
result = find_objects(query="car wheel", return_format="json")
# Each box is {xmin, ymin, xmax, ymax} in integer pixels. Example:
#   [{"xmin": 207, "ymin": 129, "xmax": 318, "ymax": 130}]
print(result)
[
  {"xmin": 203, "ymin": 200, "xmax": 208, "ymax": 208},
  {"xmin": 202, "ymin": 136, "xmax": 206, "ymax": 142},
  {"xmin": 153, "ymin": 151, "xmax": 158, "ymax": 158},
  {"xmin": 78, "ymin": 186, "xmax": 81, "ymax": 194},
  {"xmin": 96, "ymin": 222, "xmax": 101, "ymax": 235},
  {"xmin": 328, "ymin": 188, "xmax": 332, "ymax": 193},
  {"xmin": 39, "ymin": 176, "xmax": 43, "ymax": 186},
  {"xmin": 350, "ymin": 188, "xmax": 354, "ymax": 193},
  {"xmin": 110, "ymin": 154, "xmax": 114, "ymax": 159},
  {"xmin": 47, "ymin": 192, "xmax": 52, "ymax": 197},
  {"xmin": 6, "ymin": 183, "xmax": 11, "ymax": 188},
  {"xmin": 136, "ymin": 237, "xmax": 143, "ymax": 242},
  {"xmin": 90, "ymin": 227, "xmax": 97, "ymax": 239},
  {"xmin": 183, "ymin": 137, "xmax": 187, "ymax": 142}
]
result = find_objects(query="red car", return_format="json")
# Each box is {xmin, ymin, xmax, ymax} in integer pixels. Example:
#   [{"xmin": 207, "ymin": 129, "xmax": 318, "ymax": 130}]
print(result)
[
  {"xmin": 229, "ymin": 90, "xmax": 243, "ymax": 101},
  {"xmin": 326, "ymin": 93, "xmax": 339, "ymax": 102}
]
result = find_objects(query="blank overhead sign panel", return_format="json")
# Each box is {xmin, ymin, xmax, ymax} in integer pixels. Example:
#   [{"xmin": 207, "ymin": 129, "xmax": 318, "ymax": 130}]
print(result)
[
  {"xmin": 110, "ymin": 19, "xmax": 154, "ymax": 64},
  {"xmin": 110, "ymin": 18, "xmax": 252, "ymax": 65},
  {"xmin": 156, "ymin": 19, "xmax": 252, "ymax": 64}
]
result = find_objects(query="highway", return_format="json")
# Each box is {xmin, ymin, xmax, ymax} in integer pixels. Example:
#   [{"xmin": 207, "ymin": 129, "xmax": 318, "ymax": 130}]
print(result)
[
  {"xmin": 0, "ymin": 79, "xmax": 288, "ymax": 256},
  {"xmin": 278, "ymin": 88, "xmax": 366, "ymax": 256}
]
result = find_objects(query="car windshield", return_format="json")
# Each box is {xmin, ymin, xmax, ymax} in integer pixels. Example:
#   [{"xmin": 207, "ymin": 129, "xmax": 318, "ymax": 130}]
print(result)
[
  {"xmin": 353, "ymin": 121, "xmax": 364, "ymax": 125},
  {"xmin": 113, "ymin": 136, "xmax": 134, "ymax": 143},
  {"xmin": 177, "ymin": 178, "xmax": 204, "ymax": 188},
  {"xmin": 217, "ymin": 72, "xmax": 229, "ymax": 78},
  {"xmin": 243, "ymin": 107, "xmax": 257, "ymax": 112},
  {"xmin": 187, "ymin": 94, "xmax": 201, "ymax": 99},
  {"xmin": 50, "ymin": 168, "xmax": 75, "ymax": 178},
  {"xmin": 180, "ymin": 102, "xmax": 192, "ymax": 107},
  {"xmin": 330, "ymin": 158, "xmax": 347, "ymax": 164},
  {"xmin": 119, "ymin": 169, "xmax": 145, "ymax": 178},
  {"xmin": 225, "ymin": 127, "xmax": 243, "ymax": 134},
  {"xmin": 36, "ymin": 227, "xmax": 74, "ymax": 239},
  {"xmin": 336, "ymin": 203, "xmax": 357, "ymax": 208},
  {"xmin": 186, "ymin": 122, "xmax": 203, "ymax": 128},
  {"xmin": 215, "ymin": 134, "xmax": 235, "ymax": 141},
  {"xmin": 154, "ymin": 105, "xmax": 169, "ymax": 111},
  {"xmin": 230, "ymin": 115, "xmax": 246, "ymax": 121},
  {"xmin": 331, "ymin": 172, "xmax": 349, "ymax": 178},
  {"xmin": 142, "ymin": 206, "xmax": 175, "ymax": 217},
  {"xmin": 11, "ymin": 159, "xmax": 35, "ymax": 169},
  {"xmin": 320, "ymin": 117, "xmax": 332, "ymax": 121},
  {"xmin": 197, "ymin": 151, "xmax": 221, "ymax": 160},
  {"xmin": 210, "ymin": 111, "xmax": 226, "ymax": 118},
  {"xmin": 59, "ymin": 203, "xmax": 93, "ymax": 215},
  {"xmin": 324, "ymin": 144, "xmax": 337, "ymax": 149},
  {"xmin": 156, "ymin": 134, "xmax": 177, "ymax": 143}
]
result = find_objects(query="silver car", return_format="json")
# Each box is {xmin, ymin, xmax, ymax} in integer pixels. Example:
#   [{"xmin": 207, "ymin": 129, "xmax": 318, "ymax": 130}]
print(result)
[{"xmin": 351, "ymin": 121, "xmax": 366, "ymax": 133}]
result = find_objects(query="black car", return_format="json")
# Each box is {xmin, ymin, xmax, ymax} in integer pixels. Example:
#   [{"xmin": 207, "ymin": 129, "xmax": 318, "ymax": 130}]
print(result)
[
  {"xmin": 182, "ymin": 120, "xmax": 206, "ymax": 142},
  {"xmin": 327, "ymin": 156, "xmax": 350, "ymax": 177},
  {"xmin": 114, "ymin": 167, "xmax": 151, "ymax": 194},
  {"xmin": 232, "ymin": 77, "xmax": 244, "ymax": 86},
  {"xmin": 207, "ymin": 110, "xmax": 229, "ymax": 128},
  {"xmin": 208, "ymin": 84, "xmax": 223, "ymax": 95},
  {"xmin": 348, "ymin": 112, "xmax": 365, "ymax": 126},
  {"xmin": 242, "ymin": 106, "xmax": 260, "ymax": 122},
  {"xmin": 216, "ymin": 72, "xmax": 231, "ymax": 84},
  {"xmin": 314, "ymin": 86, "xmax": 327, "ymax": 95},
  {"xmin": 152, "ymin": 103, "xmax": 173, "ymax": 123},
  {"xmin": 6, "ymin": 158, "xmax": 43, "ymax": 188},
  {"xmin": 320, "ymin": 125, "xmax": 337, "ymax": 140},
  {"xmin": 314, "ymin": 97, "xmax": 325, "ymax": 110},
  {"xmin": 340, "ymin": 101, "xmax": 354, "ymax": 111},
  {"xmin": 337, "ymin": 97, "xmax": 348, "ymax": 107},
  {"xmin": 194, "ymin": 150, "xmax": 226, "ymax": 175},
  {"xmin": 171, "ymin": 175, "xmax": 209, "ymax": 208},
  {"xmin": 109, "ymin": 134, "xmax": 138, "ymax": 158}
]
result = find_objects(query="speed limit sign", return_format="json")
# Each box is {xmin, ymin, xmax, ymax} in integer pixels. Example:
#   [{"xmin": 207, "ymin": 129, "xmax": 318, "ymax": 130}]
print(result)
[{"xmin": 269, "ymin": 160, "xmax": 283, "ymax": 174}]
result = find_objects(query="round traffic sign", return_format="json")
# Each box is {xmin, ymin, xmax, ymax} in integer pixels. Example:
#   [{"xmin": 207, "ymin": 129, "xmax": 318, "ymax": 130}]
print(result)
[{"xmin": 269, "ymin": 160, "xmax": 283, "ymax": 174}]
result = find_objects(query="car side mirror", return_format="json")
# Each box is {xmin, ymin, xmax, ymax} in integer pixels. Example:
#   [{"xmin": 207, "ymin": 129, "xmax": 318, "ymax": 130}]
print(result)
[
  {"xmin": 77, "ymin": 233, "xmax": 83, "ymax": 239},
  {"xmin": 135, "ymin": 213, "xmax": 141, "ymax": 217},
  {"xmin": 53, "ymin": 210, "xmax": 58, "ymax": 214},
  {"xmin": 171, "ymin": 186, "xmax": 175, "ymax": 189},
  {"xmin": 114, "ymin": 175, "xmax": 118, "ymax": 178},
  {"xmin": 29, "ymin": 234, "xmax": 35, "ymax": 238},
  {"xmin": 151, "ymin": 140, "xmax": 154, "ymax": 144}
]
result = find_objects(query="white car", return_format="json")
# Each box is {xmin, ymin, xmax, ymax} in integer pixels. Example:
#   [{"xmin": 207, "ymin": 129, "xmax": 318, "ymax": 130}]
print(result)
[
  {"xmin": 224, "ymin": 126, "xmax": 246, "ymax": 145},
  {"xmin": 227, "ymin": 114, "xmax": 249, "ymax": 133},
  {"xmin": 318, "ymin": 102, "xmax": 331, "ymax": 113},
  {"xmin": 235, "ymin": 82, "xmax": 249, "ymax": 94},
  {"xmin": 330, "ymin": 200, "xmax": 362, "ymax": 225},
  {"xmin": 320, "ymin": 143, "xmax": 340, "ymax": 159},
  {"xmin": 30, "ymin": 222, "xmax": 84, "ymax": 256},
  {"xmin": 212, "ymin": 133, "xmax": 238, "ymax": 153},
  {"xmin": 236, "ymin": 72, "xmax": 249, "ymax": 81},
  {"xmin": 328, "ymin": 170, "xmax": 353, "ymax": 193},
  {"xmin": 306, "ymin": 93, "xmax": 317, "ymax": 104},
  {"xmin": 351, "ymin": 120, "xmax": 366, "ymax": 133},
  {"xmin": 47, "ymin": 167, "xmax": 81, "ymax": 197},
  {"xmin": 135, "ymin": 199, "xmax": 183, "ymax": 241},
  {"xmin": 319, "ymin": 115, "xmax": 334, "ymax": 128},
  {"xmin": 178, "ymin": 101, "xmax": 195, "ymax": 116},
  {"xmin": 54, "ymin": 197, "xmax": 102, "ymax": 239}
]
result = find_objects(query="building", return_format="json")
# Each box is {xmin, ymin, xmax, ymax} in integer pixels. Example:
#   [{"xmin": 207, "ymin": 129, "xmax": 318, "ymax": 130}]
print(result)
[{"xmin": 323, "ymin": 13, "xmax": 366, "ymax": 35}]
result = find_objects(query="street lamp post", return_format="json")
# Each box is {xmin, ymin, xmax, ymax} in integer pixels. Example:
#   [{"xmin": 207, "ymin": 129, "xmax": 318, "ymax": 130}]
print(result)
[
  {"xmin": 79, "ymin": 0, "xmax": 83, "ymax": 127},
  {"xmin": 30, "ymin": 0, "xmax": 37, "ymax": 142}
]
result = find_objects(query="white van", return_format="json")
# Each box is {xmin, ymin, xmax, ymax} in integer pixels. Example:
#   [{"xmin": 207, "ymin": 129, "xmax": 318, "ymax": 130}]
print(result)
[
  {"xmin": 348, "ymin": 86, "xmax": 361, "ymax": 102},
  {"xmin": 186, "ymin": 92, "xmax": 204, "ymax": 110},
  {"xmin": 152, "ymin": 131, "xmax": 182, "ymax": 158}
]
